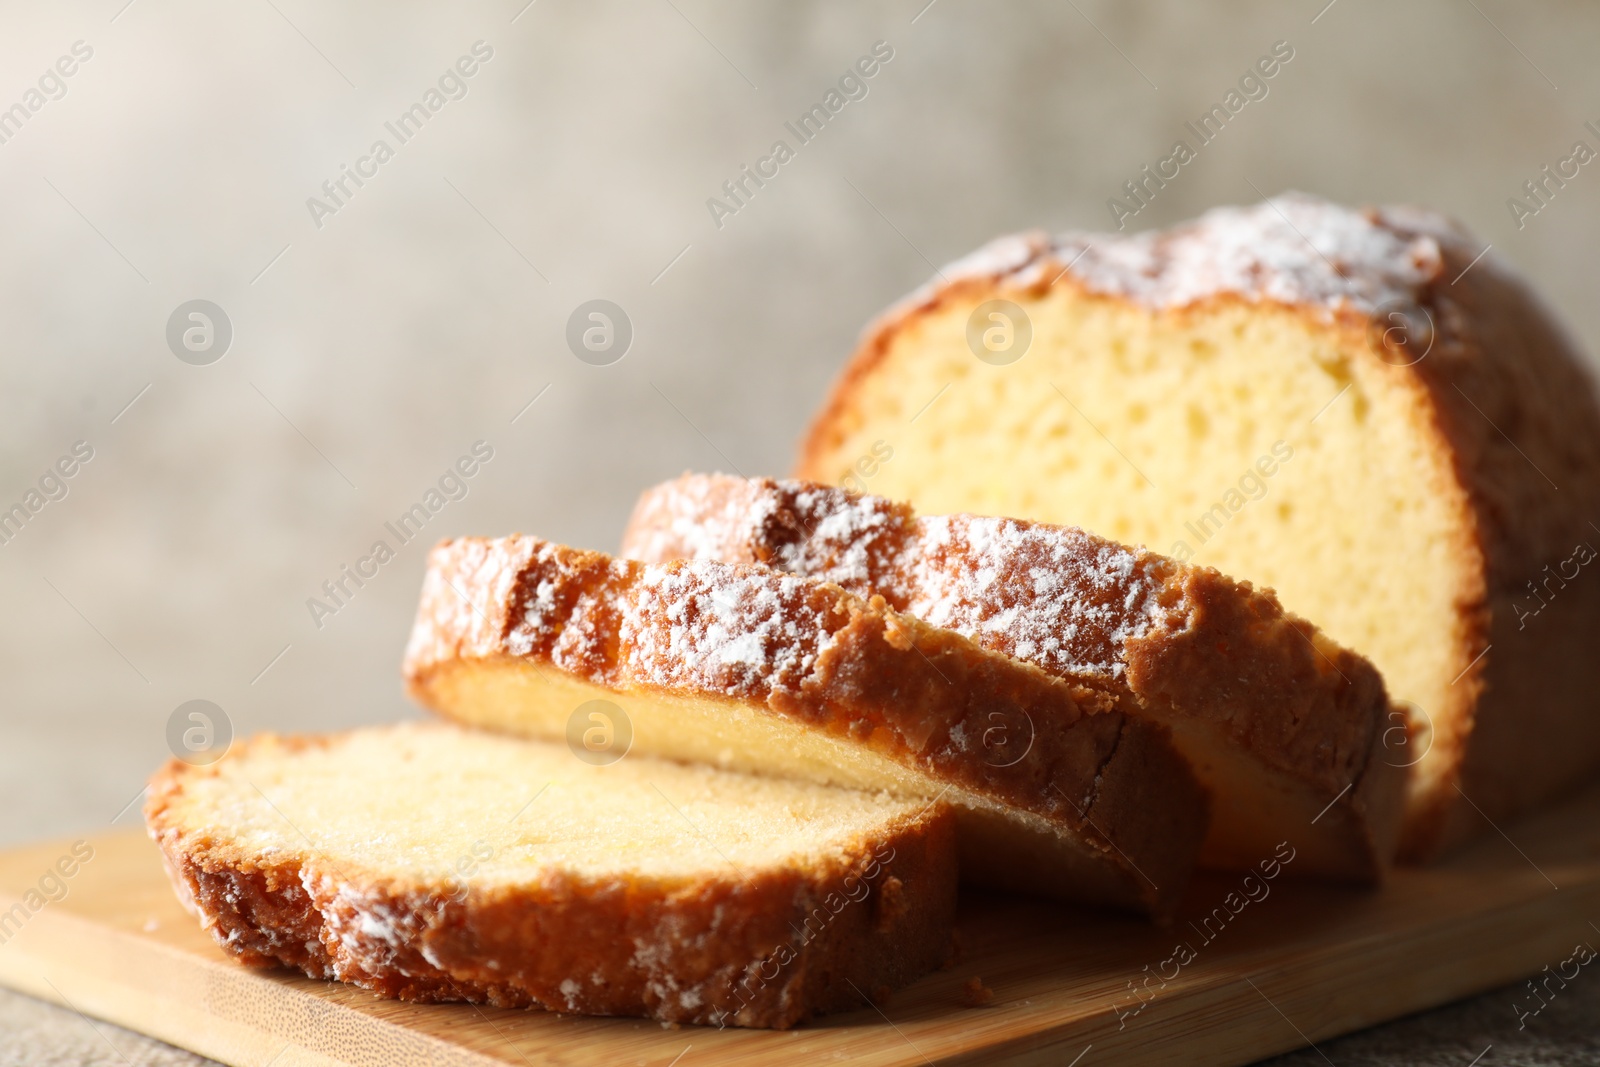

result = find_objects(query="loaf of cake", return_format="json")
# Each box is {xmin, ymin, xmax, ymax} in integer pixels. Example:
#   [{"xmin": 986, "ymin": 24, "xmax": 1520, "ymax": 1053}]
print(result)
[
  {"xmin": 623, "ymin": 473, "xmax": 1405, "ymax": 879},
  {"xmin": 145, "ymin": 722, "xmax": 958, "ymax": 1029},
  {"xmin": 402, "ymin": 535, "xmax": 1208, "ymax": 917},
  {"xmin": 796, "ymin": 193, "xmax": 1600, "ymax": 858}
]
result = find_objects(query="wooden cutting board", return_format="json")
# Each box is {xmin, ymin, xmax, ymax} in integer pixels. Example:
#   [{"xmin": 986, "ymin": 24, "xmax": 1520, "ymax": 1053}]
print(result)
[{"xmin": 1, "ymin": 787, "xmax": 1597, "ymax": 1067}]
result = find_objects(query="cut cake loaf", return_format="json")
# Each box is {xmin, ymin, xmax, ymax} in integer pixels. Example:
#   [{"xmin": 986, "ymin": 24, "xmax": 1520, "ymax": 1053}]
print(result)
[
  {"xmin": 623, "ymin": 473, "xmax": 1404, "ymax": 879},
  {"xmin": 402, "ymin": 535, "xmax": 1207, "ymax": 918},
  {"xmin": 145, "ymin": 722, "xmax": 957, "ymax": 1029},
  {"xmin": 796, "ymin": 193, "xmax": 1600, "ymax": 859}
]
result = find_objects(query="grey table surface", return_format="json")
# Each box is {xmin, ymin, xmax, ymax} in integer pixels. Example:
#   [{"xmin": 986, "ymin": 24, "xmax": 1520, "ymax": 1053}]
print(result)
[{"xmin": 0, "ymin": 969, "xmax": 1590, "ymax": 1066}]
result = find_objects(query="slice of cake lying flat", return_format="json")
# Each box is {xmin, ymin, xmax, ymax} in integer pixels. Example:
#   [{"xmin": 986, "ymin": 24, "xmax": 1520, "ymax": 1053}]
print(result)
[
  {"xmin": 623, "ymin": 474, "xmax": 1404, "ymax": 880},
  {"xmin": 795, "ymin": 193, "xmax": 1600, "ymax": 859},
  {"xmin": 145, "ymin": 722, "xmax": 957, "ymax": 1029},
  {"xmin": 403, "ymin": 535, "xmax": 1207, "ymax": 918}
]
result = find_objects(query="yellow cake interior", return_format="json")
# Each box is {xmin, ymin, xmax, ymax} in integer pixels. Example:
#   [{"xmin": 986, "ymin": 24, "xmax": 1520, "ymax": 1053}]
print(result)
[
  {"xmin": 424, "ymin": 657, "xmax": 931, "ymax": 795},
  {"xmin": 160, "ymin": 722, "xmax": 931, "ymax": 884},
  {"xmin": 418, "ymin": 658, "xmax": 1146, "ymax": 908}
]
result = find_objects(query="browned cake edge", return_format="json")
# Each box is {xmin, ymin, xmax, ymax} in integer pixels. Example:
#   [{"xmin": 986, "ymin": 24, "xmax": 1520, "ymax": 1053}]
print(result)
[
  {"xmin": 1126, "ymin": 556, "xmax": 1405, "ymax": 875},
  {"xmin": 402, "ymin": 536, "xmax": 1208, "ymax": 917},
  {"xmin": 790, "ymin": 203, "xmax": 1600, "ymax": 861},
  {"xmin": 143, "ymin": 729, "xmax": 960, "ymax": 1030},
  {"xmin": 621, "ymin": 474, "xmax": 1404, "ymax": 879}
]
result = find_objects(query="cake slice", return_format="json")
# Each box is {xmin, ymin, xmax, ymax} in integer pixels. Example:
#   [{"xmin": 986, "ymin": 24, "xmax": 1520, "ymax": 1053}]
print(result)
[
  {"xmin": 795, "ymin": 193, "xmax": 1600, "ymax": 859},
  {"xmin": 623, "ymin": 474, "xmax": 1405, "ymax": 880},
  {"xmin": 403, "ymin": 535, "xmax": 1207, "ymax": 918},
  {"xmin": 145, "ymin": 722, "xmax": 957, "ymax": 1029}
]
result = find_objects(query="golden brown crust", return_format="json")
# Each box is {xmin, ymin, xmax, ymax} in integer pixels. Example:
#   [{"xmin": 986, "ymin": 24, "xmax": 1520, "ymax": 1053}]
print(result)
[
  {"xmin": 404, "ymin": 537, "xmax": 1207, "ymax": 917},
  {"xmin": 622, "ymin": 474, "xmax": 1403, "ymax": 879},
  {"xmin": 1393, "ymin": 228, "xmax": 1600, "ymax": 855},
  {"xmin": 1126, "ymin": 559, "xmax": 1405, "ymax": 872},
  {"xmin": 792, "ymin": 197, "xmax": 1600, "ymax": 861},
  {"xmin": 144, "ymin": 731, "xmax": 959, "ymax": 1030}
]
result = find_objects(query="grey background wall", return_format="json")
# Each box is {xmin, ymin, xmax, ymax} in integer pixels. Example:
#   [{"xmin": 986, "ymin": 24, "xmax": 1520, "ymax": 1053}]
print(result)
[{"xmin": 2, "ymin": 0, "xmax": 1598, "ymax": 848}]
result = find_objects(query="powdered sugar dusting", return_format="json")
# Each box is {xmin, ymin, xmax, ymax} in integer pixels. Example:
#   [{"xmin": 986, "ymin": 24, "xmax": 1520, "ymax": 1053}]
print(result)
[
  {"xmin": 776, "ymin": 486, "xmax": 906, "ymax": 589},
  {"xmin": 937, "ymin": 231, "xmax": 1044, "ymax": 286},
  {"xmin": 904, "ymin": 515, "xmax": 1161, "ymax": 680},
  {"xmin": 893, "ymin": 193, "xmax": 1453, "ymax": 323},
  {"xmin": 620, "ymin": 474, "xmax": 909, "ymax": 592},
  {"xmin": 624, "ymin": 561, "xmax": 842, "ymax": 699},
  {"xmin": 498, "ymin": 540, "xmax": 630, "ymax": 684},
  {"xmin": 621, "ymin": 472, "xmax": 778, "ymax": 566},
  {"xmin": 625, "ymin": 476, "xmax": 1173, "ymax": 684}
]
